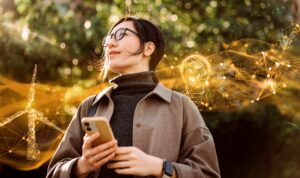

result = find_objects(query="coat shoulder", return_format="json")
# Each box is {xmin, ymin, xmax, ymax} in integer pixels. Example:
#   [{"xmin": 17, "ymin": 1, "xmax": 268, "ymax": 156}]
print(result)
[{"xmin": 170, "ymin": 89, "xmax": 194, "ymax": 104}]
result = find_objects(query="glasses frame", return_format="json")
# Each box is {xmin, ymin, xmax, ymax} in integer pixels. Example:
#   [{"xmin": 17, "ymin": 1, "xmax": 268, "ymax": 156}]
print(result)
[{"xmin": 102, "ymin": 27, "xmax": 142, "ymax": 47}]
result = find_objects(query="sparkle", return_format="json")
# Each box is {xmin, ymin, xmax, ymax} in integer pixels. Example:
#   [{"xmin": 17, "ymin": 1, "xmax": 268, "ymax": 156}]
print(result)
[
  {"xmin": 84, "ymin": 20, "xmax": 91, "ymax": 29},
  {"xmin": 72, "ymin": 58, "xmax": 79, "ymax": 65},
  {"xmin": 60, "ymin": 43, "xmax": 66, "ymax": 49},
  {"xmin": 21, "ymin": 26, "xmax": 30, "ymax": 41}
]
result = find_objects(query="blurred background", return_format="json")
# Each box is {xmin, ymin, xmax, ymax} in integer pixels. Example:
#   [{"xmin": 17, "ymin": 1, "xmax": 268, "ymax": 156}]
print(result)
[{"xmin": 0, "ymin": 0, "xmax": 300, "ymax": 178}]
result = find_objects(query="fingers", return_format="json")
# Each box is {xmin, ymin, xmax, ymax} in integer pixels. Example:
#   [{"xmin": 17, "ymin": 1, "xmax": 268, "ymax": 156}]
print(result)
[
  {"xmin": 107, "ymin": 160, "xmax": 133, "ymax": 169},
  {"xmin": 83, "ymin": 132, "xmax": 100, "ymax": 149},
  {"xmin": 115, "ymin": 147, "xmax": 135, "ymax": 155},
  {"xmin": 115, "ymin": 167, "xmax": 136, "ymax": 175},
  {"xmin": 94, "ymin": 152, "xmax": 116, "ymax": 168},
  {"xmin": 112, "ymin": 152, "xmax": 137, "ymax": 161},
  {"xmin": 90, "ymin": 139, "xmax": 118, "ymax": 156},
  {"xmin": 90, "ymin": 142, "xmax": 117, "ymax": 163}
]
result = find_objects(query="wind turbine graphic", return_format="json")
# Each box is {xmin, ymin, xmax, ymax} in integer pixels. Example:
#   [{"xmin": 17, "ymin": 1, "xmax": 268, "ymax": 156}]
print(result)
[{"xmin": 0, "ymin": 64, "xmax": 64, "ymax": 160}]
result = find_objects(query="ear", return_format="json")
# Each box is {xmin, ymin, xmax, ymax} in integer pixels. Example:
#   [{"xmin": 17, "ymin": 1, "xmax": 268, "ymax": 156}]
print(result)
[{"xmin": 143, "ymin": 41, "xmax": 156, "ymax": 57}]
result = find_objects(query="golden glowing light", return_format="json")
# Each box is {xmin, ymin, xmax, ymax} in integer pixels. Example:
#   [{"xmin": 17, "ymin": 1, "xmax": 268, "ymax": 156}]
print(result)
[
  {"xmin": 155, "ymin": 25, "xmax": 300, "ymax": 112},
  {"xmin": 84, "ymin": 20, "xmax": 92, "ymax": 29},
  {"xmin": 21, "ymin": 26, "xmax": 30, "ymax": 41}
]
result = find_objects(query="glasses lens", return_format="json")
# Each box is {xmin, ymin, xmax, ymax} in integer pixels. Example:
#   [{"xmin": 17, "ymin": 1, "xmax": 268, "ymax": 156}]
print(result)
[
  {"xmin": 115, "ymin": 28, "xmax": 126, "ymax": 41},
  {"xmin": 102, "ymin": 28, "xmax": 128, "ymax": 46}
]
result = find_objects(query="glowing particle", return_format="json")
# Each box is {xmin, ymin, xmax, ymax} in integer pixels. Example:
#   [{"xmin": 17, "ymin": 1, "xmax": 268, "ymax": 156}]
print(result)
[
  {"xmin": 72, "ymin": 58, "xmax": 79, "ymax": 65},
  {"xmin": 109, "ymin": 15, "xmax": 119, "ymax": 24},
  {"xmin": 84, "ymin": 20, "xmax": 91, "ymax": 29},
  {"xmin": 267, "ymin": 74, "xmax": 270, "ymax": 78},
  {"xmin": 222, "ymin": 76, "xmax": 226, "ymax": 79},
  {"xmin": 222, "ymin": 21, "xmax": 230, "ymax": 28},
  {"xmin": 212, "ymin": 28, "xmax": 219, "ymax": 34},
  {"xmin": 273, "ymin": 91, "xmax": 276, "ymax": 94},
  {"xmin": 287, "ymin": 64, "xmax": 291, "ymax": 68},
  {"xmin": 223, "ymin": 93, "xmax": 229, "ymax": 97},
  {"xmin": 256, "ymin": 98, "xmax": 260, "ymax": 101},
  {"xmin": 64, "ymin": 68, "xmax": 71, "ymax": 75},
  {"xmin": 251, "ymin": 75, "xmax": 256, "ymax": 79},
  {"xmin": 22, "ymin": 26, "xmax": 30, "ymax": 41},
  {"xmin": 268, "ymin": 81, "xmax": 273, "ymax": 86},
  {"xmin": 9, "ymin": 150, "xmax": 12, "ymax": 153},
  {"xmin": 245, "ymin": 0, "xmax": 251, "ymax": 6},
  {"xmin": 210, "ymin": 1, "xmax": 218, "ymax": 8},
  {"xmin": 170, "ymin": 66, "xmax": 174, "ymax": 69},
  {"xmin": 268, "ymin": 67, "xmax": 272, "ymax": 71},
  {"xmin": 275, "ymin": 62, "xmax": 280, "ymax": 67},
  {"xmin": 60, "ymin": 42, "xmax": 66, "ymax": 49},
  {"xmin": 205, "ymin": 80, "xmax": 209, "ymax": 86},
  {"xmin": 87, "ymin": 65, "xmax": 94, "ymax": 71},
  {"xmin": 282, "ymin": 83, "xmax": 287, "ymax": 88},
  {"xmin": 197, "ymin": 24, "xmax": 206, "ymax": 33},
  {"xmin": 189, "ymin": 77, "xmax": 195, "ymax": 83},
  {"xmin": 186, "ymin": 40, "xmax": 195, "ymax": 48},
  {"xmin": 219, "ymin": 63, "xmax": 224, "ymax": 66},
  {"xmin": 170, "ymin": 14, "xmax": 178, "ymax": 21},
  {"xmin": 251, "ymin": 100, "xmax": 254, "ymax": 103}
]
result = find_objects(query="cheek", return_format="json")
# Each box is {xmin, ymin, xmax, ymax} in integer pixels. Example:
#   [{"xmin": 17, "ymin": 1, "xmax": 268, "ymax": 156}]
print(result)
[{"xmin": 121, "ymin": 38, "xmax": 141, "ymax": 52}]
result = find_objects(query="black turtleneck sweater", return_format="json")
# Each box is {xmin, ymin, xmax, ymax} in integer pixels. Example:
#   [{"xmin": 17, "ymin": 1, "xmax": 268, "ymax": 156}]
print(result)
[{"xmin": 99, "ymin": 71, "xmax": 158, "ymax": 178}]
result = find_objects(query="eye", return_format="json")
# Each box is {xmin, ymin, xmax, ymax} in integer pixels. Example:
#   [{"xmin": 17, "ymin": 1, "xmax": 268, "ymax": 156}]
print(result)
[
  {"xmin": 115, "ymin": 27, "xmax": 125, "ymax": 36},
  {"xmin": 118, "ymin": 32, "xmax": 125, "ymax": 36}
]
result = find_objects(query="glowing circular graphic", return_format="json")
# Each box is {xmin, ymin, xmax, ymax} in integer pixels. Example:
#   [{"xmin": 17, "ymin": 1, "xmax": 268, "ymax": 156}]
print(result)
[{"xmin": 180, "ymin": 54, "xmax": 212, "ymax": 91}]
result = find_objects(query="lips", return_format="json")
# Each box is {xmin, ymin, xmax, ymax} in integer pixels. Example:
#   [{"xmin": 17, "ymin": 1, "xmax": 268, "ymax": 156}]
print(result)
[{"xmin": 108, "ymin": 51, "xmax": 120, "ymax": 57}]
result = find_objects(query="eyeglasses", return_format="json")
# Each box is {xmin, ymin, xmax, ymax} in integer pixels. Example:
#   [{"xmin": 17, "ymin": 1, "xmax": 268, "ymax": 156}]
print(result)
[{"xmin": 102, "ymin": 28, "xmax": 141, "ymax": 47}]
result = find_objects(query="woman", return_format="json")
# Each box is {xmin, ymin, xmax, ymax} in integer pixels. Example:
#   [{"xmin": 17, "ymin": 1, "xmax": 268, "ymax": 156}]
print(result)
[{"xmin": 46, "ymin": 16, "xmax": 220, "ymax": 178}]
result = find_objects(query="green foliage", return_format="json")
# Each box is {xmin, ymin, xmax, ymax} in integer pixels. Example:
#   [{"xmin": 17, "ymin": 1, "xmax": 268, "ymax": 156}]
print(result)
[{"xmin": 0, "ymin": 0, "xmax": 294, "ymax": 84}]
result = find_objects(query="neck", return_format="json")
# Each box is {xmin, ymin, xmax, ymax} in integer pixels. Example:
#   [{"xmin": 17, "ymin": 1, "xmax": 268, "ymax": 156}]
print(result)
[
  {"xmin": 119, "ymin": 66, "xmax": 150, "ymax": 75},
  {"xmin": 109, "ymin": 71, "xmax": 159, "ymax": 95}
]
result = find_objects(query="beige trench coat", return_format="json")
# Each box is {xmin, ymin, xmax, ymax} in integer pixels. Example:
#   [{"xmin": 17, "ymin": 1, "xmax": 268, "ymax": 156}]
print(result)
[{"xmin": 46, "ymin": 83, "xmax": 220, "ymax": 178}]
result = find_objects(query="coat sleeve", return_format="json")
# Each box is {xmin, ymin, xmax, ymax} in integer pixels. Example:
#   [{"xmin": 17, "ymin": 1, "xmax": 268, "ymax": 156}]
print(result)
[
  {"xmin": 172, "ymin": 95, "xmax": 221, "ymax": 178},
  {"xmin": 46, "ymin": 96, "xmax": 94, "ymax": 178}
]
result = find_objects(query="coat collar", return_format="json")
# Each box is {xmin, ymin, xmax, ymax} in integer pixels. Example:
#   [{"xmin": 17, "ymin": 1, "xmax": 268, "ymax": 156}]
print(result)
[{"xmin": 91, "ymin": 83, "xmax": 172, "ymax": 106}]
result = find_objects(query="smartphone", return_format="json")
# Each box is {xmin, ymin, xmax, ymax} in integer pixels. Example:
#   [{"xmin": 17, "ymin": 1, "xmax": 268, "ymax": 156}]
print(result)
[{"xmin": 81, "ymin": 117, "xmax": 115, "ymax": 147}]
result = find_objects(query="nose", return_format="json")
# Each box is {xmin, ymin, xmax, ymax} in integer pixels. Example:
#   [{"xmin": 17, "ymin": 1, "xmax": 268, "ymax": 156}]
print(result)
[{"xmin": 107, "ymin": 38, "xmax": 117, "ymax": 48}]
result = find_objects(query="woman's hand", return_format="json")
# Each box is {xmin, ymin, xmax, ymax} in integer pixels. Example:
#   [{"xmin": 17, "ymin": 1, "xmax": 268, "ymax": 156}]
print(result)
[
  {"xmin": 74, "ymin": 132, "xmax": 118, "ymax": 177},
  {"xmin": 107, "ymin": 147, "xmax": 164, "ymax": 178}
]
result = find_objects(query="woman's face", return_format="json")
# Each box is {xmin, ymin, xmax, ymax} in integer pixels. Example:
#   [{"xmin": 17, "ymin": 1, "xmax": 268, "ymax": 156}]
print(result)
[{"xmin": 104, "ymin": 21, "xmax": 150, "ymax": 74}]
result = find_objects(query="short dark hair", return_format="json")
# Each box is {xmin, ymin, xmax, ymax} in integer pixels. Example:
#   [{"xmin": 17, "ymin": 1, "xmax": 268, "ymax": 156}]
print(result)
[{"xmin": 108, "ymin": 17, "xmax": 165, "ymax": 71}]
